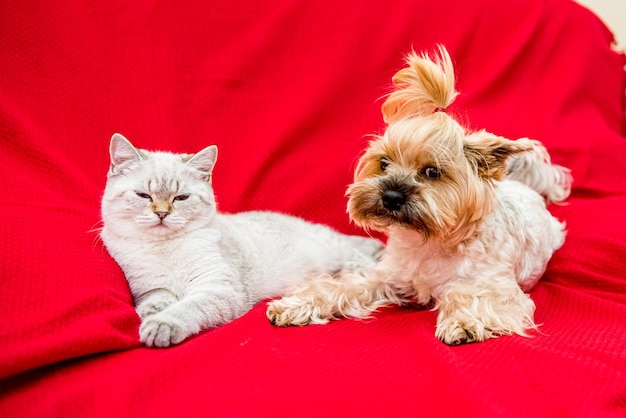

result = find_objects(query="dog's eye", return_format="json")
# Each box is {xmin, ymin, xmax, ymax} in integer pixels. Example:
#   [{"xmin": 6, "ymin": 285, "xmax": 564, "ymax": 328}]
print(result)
[
  {"xmin": 173, "ymin": 194, "xmax": 190, "ymax": 202},
  {"xmin": 380, "ymin": 158, "xmax": 390, "ymax": 171},
  {"xmin": 136, "ymin": 192, "xmax": 153, "ymax": 201},
  {"xmin": 422, "ymin": 167, "xmax": 442, "ymax": 179}
]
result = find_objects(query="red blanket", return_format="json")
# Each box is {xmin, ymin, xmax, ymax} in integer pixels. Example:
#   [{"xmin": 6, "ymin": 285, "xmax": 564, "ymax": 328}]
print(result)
[{"xmin": 1, "ymin": 0, "xmax": 625, "ymax": 416}]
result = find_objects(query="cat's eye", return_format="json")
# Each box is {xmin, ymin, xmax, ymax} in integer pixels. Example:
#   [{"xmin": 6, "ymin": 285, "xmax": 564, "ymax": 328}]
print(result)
[
  {"xmin": 136, "ymin": 192, "xmax": 152, "ymax": 201},
  {"xmin": 422, "ymin": 166, "xmax": 442, "ymax": 179},
  {"xmin": 173, "ymin": 194, "xmax": 190, "ymax": 202},
  {"xmin": 380, "ymin": 158, "xmax": 390, "ymax": 171}
]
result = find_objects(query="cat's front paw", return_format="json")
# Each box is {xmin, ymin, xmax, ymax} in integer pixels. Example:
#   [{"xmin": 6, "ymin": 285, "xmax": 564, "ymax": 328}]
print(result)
[
  {"xmin": 140, "ymin": 315, "xmax": 188, "ymax": 348},
  {"xmin": 136, "ymin": 291, "xmax": 178, "ymax": 319},
  {"xmin": 136, "ymin": 300, "xmax": 171, "ymax": 319}
]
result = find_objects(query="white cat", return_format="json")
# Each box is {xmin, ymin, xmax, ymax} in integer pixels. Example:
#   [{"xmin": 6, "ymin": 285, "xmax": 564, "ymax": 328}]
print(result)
[{"xmin": 100, "ymin": 133, "xmax": 383, "ymax": 347}]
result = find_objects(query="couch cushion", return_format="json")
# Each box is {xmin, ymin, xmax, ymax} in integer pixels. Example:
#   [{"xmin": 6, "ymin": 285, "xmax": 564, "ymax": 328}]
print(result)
[{"xmin": 1, "ymin": 0, "xmax": 625, "ymax": 415}]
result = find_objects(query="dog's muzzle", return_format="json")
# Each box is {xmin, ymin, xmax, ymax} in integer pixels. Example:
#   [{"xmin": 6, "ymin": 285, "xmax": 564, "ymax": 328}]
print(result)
[
  {"xmin": 379, "ymin": 177, "xmax": 415, "ymax": 212},
  {"xmin": 381, "ymin": 190, "xmax": 407, "ymax": 211}
]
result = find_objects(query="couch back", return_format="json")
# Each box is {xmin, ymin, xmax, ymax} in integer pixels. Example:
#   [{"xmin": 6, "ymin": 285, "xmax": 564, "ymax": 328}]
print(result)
[{"xmin": 1, "ymin": 0, "xmax": 625, "ymax": 385}]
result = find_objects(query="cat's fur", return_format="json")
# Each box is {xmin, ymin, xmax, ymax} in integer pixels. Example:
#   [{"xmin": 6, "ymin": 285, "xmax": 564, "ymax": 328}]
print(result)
[{"xmin": 100, "ymin": 133, "xmax": 384, "ymax": 347}]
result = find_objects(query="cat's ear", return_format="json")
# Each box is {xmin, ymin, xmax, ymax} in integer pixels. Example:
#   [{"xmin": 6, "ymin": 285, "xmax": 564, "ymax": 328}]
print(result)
[
  {"xmin": 109, "ymin": 133, "xmax": 143, "ymax": 176},
  {"xmin": 187, "ymin": 145, "xmax": 218, "ymax": 180}
]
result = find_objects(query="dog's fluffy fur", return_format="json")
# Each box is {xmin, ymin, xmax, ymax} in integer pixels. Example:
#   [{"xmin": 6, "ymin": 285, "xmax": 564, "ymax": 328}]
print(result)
[{"xmin": 266, "ymin": 45, "xmax": 571, "ymax": 345}]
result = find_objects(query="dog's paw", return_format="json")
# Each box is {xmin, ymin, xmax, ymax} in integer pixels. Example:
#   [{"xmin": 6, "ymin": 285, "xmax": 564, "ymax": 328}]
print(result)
[
  {"xmin": 435, "ymin": 282, "xmax": 537, "ymax": 345},
  {"xmin": 140, "ymin": 314, "xmax": 188, "ymax": 348},
  {"xmin": 435, "ymin": 300, "xmax": 535, "ymax": 345},
  {"xmin": 266, "ymin": 298, "xmax": 330, "ymax": 327},
  {"xmin": 435, "ymin": 319, "xmax": 491, "ymax": 346}
]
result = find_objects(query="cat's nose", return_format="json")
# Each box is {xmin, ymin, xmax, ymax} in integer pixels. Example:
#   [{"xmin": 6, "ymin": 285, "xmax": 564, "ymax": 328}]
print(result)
[
  {"xmin": 155, "ymin": 211, "xmax": 169, "ymax": 220},
  {"xmin": 381, "ymin": 190, "xmax": 406, "ymax": 211}
]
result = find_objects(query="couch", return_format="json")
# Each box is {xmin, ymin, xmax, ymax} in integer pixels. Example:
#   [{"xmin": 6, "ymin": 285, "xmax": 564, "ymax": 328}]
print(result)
[{"xmin": 1, "ymin": 0, "xmax": 625, "ymax": 416}]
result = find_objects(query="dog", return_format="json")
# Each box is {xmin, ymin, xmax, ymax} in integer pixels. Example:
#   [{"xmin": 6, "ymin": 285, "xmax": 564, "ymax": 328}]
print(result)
[{"xmin": 266, "ymin": 45, "xmax": 571, "ymax": 345}]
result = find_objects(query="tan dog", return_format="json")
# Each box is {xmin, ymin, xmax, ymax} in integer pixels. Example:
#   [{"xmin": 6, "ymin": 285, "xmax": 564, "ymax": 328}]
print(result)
[{"xmin": 267, "ymin": 46, "xmax": 571, "ymax": 345}]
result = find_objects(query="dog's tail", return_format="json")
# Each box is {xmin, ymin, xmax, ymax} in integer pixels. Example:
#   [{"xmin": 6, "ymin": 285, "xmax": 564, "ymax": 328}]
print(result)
[
  {"xmin": 506, "ymin": 138, "xmax": 572, "ymax": 204},
  {"xmin": 381, "ymin": 44, "xmax": 458, "ymax": 123}
]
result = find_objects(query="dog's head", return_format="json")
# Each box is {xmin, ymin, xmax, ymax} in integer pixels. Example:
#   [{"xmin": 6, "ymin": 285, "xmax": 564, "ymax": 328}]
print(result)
[{"xmin": 347, "ymin": 46, "xmax": 529, "ymax": 245}]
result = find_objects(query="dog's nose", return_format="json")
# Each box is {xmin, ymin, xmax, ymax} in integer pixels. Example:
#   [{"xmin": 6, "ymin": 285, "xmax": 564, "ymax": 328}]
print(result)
[{"xmin": 382, "ymin": 190, "xmax": 406, "ymax": 211}]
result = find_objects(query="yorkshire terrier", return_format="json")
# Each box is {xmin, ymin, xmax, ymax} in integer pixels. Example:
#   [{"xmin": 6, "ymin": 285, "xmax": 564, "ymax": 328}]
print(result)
[{"xmin": 266, "ymin": 45, "xmax": 571, "ymax": 345}]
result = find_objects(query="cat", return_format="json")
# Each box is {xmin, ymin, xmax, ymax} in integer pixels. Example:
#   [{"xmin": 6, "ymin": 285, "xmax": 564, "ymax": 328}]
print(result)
[{"xmin": 100, "ymin": 133, "xmax": 384, "ymax": 347}]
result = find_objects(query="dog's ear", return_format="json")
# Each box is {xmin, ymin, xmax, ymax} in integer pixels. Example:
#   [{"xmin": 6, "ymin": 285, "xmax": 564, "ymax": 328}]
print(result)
[{"xmin": 464, "ymin": 131, "xmax": 531, "ymax": 180}]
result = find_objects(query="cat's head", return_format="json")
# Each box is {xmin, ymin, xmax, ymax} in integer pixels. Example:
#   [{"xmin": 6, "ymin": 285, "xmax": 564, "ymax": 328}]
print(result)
[{"xmin": 101, "ymin": 133, "xmax": 219, "ymax": 240}]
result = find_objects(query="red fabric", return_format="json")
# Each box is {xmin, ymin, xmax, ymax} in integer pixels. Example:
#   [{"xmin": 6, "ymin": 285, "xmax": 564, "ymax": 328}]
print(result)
[{"xmin": 1, "ymin": 0, "xmax": 625, "ymax": 416}]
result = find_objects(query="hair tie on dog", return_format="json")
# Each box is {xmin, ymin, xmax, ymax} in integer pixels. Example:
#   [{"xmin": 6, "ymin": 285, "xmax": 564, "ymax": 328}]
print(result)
[{"xmin": 434, "ymin": 107, "xmax": 446, "ymax": 113}]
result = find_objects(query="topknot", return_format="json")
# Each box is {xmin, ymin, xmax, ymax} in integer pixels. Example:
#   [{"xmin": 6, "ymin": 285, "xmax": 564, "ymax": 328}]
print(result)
[{"xmin": 381, "ymin": 45, "xmax": 459, "ymax": 124}]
